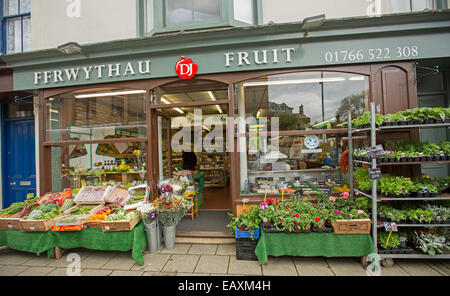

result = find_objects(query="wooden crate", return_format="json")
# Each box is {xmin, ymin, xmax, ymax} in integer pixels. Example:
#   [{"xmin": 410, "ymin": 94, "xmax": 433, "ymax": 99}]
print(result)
[
  {"xmin": 85, "ymin": 205, "xmax": 119, "ymax": 228},
  {"xmin": 331, "ymin": 219, "xmax": 371, "ymax": 234},
  {"xmin": 100, "ymin": 215, "xmax": 140, "ymax": 232},
  {"xmin": 20, "ymin": 217, "xmax": 59, "ymax": 232},
  {"xmin": 0, "ymin": 212, "xmax": 22, "ymax": 230}
]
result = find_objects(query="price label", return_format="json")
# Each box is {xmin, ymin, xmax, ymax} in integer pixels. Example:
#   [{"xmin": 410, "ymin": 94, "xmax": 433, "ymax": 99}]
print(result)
[
  {"xmin": 310, "ymin": 178, "xmax": 318, "ymax": 183},
  {"xmin": 294, "ymin": 177, "xmax": 301, "ymax": 181},
  {"xmin": 300, "ymin": 181, "xmax": 307, "ymax": 186},
  {"xmin": 318, "ymin": 187, "xmax": 332, "ymax": 195},
  {"xmin": 366, "ymin": 145, "xmax": 386, "ymax": 159},
  {"xmin": 279, "ymin": 177, "xmax": 285, "ymax": 181},
  {"xmin": 383, "ymin": 222, "xmax": 398, "ymax": 232},
  {"xmin": 318, "ymin": 180, "xmax": 326, "ymax": 186},
  {"xmin": 369, "ymin": 168, "xmax": 382, "ymax": 180},
  {"xmin": 335, "ymin": 179, "xmax": 342, "ymax": 185}
]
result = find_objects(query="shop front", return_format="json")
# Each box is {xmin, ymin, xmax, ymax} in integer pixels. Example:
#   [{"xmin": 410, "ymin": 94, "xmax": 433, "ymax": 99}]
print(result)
[{"xmin": 2, "ymin": 11, "xmax": 450, "ymax": 237}]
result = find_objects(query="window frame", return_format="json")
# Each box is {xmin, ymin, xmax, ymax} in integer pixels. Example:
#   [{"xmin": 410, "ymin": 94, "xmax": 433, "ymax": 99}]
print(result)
[
  {"xmin": 137, "ymin": 0, "xmax": 262, "ymax": 37},
  {"xmin": 1, "ymin": 0, "xmax": 31, "ymax": 54}
]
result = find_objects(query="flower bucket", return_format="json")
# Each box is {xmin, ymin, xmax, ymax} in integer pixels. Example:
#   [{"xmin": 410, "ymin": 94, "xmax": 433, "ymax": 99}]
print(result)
[
  {"xmin": 144, "ymin": 220, "xmax": 162, "ymax": 253},
  {"xmin": 163, "ymin": 225, "xmax": 176, "ymax": 250}
]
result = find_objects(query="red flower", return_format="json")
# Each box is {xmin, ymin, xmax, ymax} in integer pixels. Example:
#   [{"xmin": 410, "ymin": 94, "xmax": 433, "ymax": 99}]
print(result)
[
  {"xmin": 320, "ymin": 211, "xmax": 324, "ymax": 215},
  {"xmin": 314, "ymin": 217, "xmax": 321, "ymax": 222},
  {"xmin": 290, "ymin": 211, "xmax": 294, "ymax": 215},
  {"xmin": 296, "ymin": 213, "xmax": 300, "ymax": 218}
]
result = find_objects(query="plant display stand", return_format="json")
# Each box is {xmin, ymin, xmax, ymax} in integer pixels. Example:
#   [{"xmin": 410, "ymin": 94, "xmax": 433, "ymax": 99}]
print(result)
[{"xmin": 348, "ymin": 103, "xmax": 450, "ymax": 266}]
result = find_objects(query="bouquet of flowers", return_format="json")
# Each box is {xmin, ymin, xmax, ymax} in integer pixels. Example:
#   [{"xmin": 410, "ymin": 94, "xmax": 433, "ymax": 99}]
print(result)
[
  {"xmin": 152, "ymin": 195, "xmax": 192, "ymax": 227},
  {"xmin": 137, "ymin": 203, "xmax": 157, "ymax": 225}
]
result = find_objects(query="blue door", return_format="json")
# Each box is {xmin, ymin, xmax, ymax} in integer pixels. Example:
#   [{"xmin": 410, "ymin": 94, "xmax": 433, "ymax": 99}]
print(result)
[{"xmin": 3, "ymin": 117, "xmax": 36, "ymax": 207}]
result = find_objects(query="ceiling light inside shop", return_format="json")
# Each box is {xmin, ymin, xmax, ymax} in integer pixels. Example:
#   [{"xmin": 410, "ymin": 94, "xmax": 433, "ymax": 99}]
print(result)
[
  {"xmin": 160, "ymin": 96, "xmax": 185, "ymax": 114},
  {"xmin": 75, "ymin": 90, "xmax": 146, "ymax": 99},
  {"xmin": 174, "ymin": 107, "xmax": 184, "ymax": 114},
  {"xmin": 208, "ymin": 91, "xmax": 223, "ymax": 114},
  {"xmin": 256, "ymin": 110, "xmax": 261, "ymax": 118},
  {"xmin": 49, "ymin": 109, "xmax": 59, "ymax": 114}
]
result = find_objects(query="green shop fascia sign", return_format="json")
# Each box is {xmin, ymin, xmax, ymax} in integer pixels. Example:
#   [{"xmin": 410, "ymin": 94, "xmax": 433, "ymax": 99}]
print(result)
[{"xmin": 9, "ymin": 25, "xmax": 450, "ymax": 91}]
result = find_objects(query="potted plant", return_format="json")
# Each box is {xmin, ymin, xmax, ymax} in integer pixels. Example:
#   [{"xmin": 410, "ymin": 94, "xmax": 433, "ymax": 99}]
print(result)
[
  {"xmin": 412, "ymin": 231, "xmax": 450, "ymax": 255},
  {"xmin": 378, "ymin": 232, "xmax": 401, "ymax": 254}
]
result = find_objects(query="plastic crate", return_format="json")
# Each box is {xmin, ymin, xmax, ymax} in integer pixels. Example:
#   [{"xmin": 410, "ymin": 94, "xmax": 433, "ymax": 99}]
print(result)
[
  {"xmin": 235, "ymin": 228, "xmax": 260, "ymax": 239},
  {"xmin": 236, "ymin": 238, "xmax": 259, "ymax": 261}
]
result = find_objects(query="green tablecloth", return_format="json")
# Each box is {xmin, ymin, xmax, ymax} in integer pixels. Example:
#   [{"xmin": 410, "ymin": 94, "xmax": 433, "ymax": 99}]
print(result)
[
  {"xmin": 0, "ymin": 229, "xmax": 56, "ymax": 258},
  {"xmin": 255, "ymin": 230, "xmax": 375, "ymax": 264},
  {"xmin": 0, "ymin": 222, "xmax": 147, "ymax": 265}
]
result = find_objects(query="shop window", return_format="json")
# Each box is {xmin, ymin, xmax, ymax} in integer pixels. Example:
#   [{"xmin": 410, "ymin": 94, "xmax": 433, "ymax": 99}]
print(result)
[
  {"xmin": 236, "ymin": 71, "xmax": 369, "ymax": 132},
  {"xmin": 50, "ymin": 143, "xmax": 147, "ymax": 193},
  {"xmin": 1, "ymin": 0, "xmax": 31, "ymax": 54},
  {"xmin": 45, "ymin": 88, "xmax": 148, "ymax": 193},
  {"xmin": 139, "ymin": 0, "xmax": 261, "ymax": 36},
  {"xmin": 46, "ymin": 89, "xmax": 147, "ymax": 142},
  {"xmin": 235, "ymin": 71, "xmax": 370, "ymax": 195}
]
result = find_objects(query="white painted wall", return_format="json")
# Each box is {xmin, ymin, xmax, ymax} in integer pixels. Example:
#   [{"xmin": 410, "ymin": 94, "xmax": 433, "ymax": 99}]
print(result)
[{"xmin": 31, "ymin": 0, "xmax": 137, "ymax": 50}]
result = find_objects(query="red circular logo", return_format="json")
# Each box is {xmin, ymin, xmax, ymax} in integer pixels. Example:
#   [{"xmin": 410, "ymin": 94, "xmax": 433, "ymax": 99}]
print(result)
[{"xmin": 175, "ymin": 56, "xmax": 198, "ymax": 79}]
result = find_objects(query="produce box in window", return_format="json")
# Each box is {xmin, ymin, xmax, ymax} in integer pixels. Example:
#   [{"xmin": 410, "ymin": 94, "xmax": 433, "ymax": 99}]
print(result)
[{"xmin": 74, "ymin": 186, "xmax": 109, "ymax": 205}]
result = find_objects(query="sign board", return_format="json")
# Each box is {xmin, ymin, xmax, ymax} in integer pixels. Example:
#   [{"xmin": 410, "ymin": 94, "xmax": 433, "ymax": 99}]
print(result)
[
  {"xmin": 318, "ymin": 187, "xmax": 332, "ymax": 195},
  {"xmin": 383, "ymin": 222, "xmax": 398, "ymax": 232},
  {"xmin": 369, "ymin": 168, "xmax": 382, "ymax": 180},
  {"xmin": 366, "ymin": 145, "xmax": 385, "ymax": 159}
]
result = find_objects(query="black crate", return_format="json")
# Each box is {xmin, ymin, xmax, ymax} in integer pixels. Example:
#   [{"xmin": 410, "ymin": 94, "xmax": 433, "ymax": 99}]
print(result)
[{"xmin": 236, "ymin": 238, "xmax": 259, "ymax": 261}]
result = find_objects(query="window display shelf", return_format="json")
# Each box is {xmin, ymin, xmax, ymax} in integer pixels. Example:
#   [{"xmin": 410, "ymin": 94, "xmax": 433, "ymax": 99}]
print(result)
[{"xmin": 248, "ymin": 168, "xmax": 337, "ymax": 174}]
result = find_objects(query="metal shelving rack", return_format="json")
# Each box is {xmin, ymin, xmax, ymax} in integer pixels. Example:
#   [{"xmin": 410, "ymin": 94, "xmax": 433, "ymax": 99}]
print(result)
[{"xmin": 348, "ymin": 102, "xmax": 450, "ymax": 262}]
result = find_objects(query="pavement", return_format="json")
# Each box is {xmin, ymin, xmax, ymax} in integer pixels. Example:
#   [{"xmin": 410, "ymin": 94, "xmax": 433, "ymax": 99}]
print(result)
[{"xmin": 0, "ymin": 244, "xmax": 448, "ymax": 276}]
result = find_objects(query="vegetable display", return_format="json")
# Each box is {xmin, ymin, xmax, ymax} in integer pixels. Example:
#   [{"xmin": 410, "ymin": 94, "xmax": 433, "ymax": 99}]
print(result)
[
  {"xmin": 105, "ymin": 209, "xmax": 138, "ymax": 221},
  {"xmin": 86, "ymin": 206, "xmax": 113, "ymax": 221}
]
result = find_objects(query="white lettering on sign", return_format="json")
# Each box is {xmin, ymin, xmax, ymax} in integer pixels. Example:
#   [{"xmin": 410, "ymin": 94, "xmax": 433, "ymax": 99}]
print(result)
[
  {"xmin": 33, "ymin": 60, "xmax": 151, "ymax": 85},
  {"xmin": 225, "ymin": 48, "xmax": 295, "ymax": 67},
  {"xmin": 324, "ymin": 46, "xmax": 419, "ymax": 63}
]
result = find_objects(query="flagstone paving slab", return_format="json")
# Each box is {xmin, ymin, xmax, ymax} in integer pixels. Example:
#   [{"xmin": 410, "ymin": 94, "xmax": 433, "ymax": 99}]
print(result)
[
  {"xmin": 162, "ymin": 254, "xmax": 200, "ymax": 273},
  {"xmin": 21, "ymin": 254, "xmax": 55, "ymax": 267},
  {"xmin": 159, "ymin": 244, "xmax": 192, "ymax": 255},
  {"xmin": 81, "ymin": 269, "xmax": 113, "ymax": 276},
  {"xmin": 47, "ymin": 249, "xmax": 92, "ymax": 267},
  {"xmin": 0, "ymin": 265, "xmax": 30, "ymax": 276},
  {"xmin": 293, "ymin": 257, "xmax": 335, "ymax": 276},
  {"xmin": 102, "ymin": 252, "xmax": 137, "ymax": 270},
  {"xmin": 379, "ymin": 265, "xmax": 410, "ymax": 276},
  {"xmin": 176, "ymin": 272, "xmax": 210, "ymax": 276},
  {"xmin": 216, "ymin": 244, "xmax": 236, "ymax": 256},
  {"xmin": 194, "ymin": 255, "xmax": 230, "ymax": 274},
  {"xmin": 261, "ymin": 256, "xmax": 298, "ymax": 276},
  {"xmin": 228, "ymin": 257, "xmax": 262, "ymax": 275},
  {"xmin": 131, "ymin": 253, "xmax": 171, "ymax": 272},
  {"xmin": 47, "ymin": 267, "xmax": 73, "ymax": 276},
  {"xmin": 17, "ymin": 266, "xmax": 56, "ymax": 276},
  {"xmin": 326, "ymin": 258, "xmax": 368, "ymax": 276},
  {"xmin": 79, "ymin": 251, "xmax": 117, "ymax": 269},
  {"xmin": 0, "ymin": 250, "xmax": 37, "ymax": 265},
  {"xmin": 395, "ymin": 260, "xmax": 445, "ymax": 276},
  {"xmin": 143, "ymin": 271, "xmax": 177, "ymax": 276},
  {"xmin": 109, "ymin": 270, "xmax": 144, "ymax": 276},
  {"xmin": 188, "ymin": 244, "xmax": 218, "ymax": 255}
]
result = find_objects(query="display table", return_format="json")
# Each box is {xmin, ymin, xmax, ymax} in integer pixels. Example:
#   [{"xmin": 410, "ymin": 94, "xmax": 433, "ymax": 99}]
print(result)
[
  {"xmin": 254, "ymin": 230, "xmax": 375, "ymax": 264},
  {"xmin": 0, "ymin": 222, "xmax": 147, "ymax": 265}
]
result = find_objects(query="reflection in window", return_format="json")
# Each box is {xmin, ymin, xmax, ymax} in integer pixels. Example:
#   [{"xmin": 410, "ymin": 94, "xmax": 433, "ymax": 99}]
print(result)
[
  {"xmin": 238, "ymin": 72, "xmax": 369, "ymax": 132},
  {"xmin": 236, "ymin": 71, "xmax": 369, "ymax": 194},
  {"xmin": 46, "ymin": 89, "xmax": 147, "ymax": 142},
  {"xmin": 165, "ymin": 0, "xmax": 220, "ymax": 24},
  {"xmin": 234, "ymin": 0, "xmax": 254, "ymax": 24}
]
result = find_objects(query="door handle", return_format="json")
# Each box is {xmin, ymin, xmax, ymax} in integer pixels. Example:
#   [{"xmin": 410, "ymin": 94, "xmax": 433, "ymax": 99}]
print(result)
[{"xmin": 9, "ymin": 182, "xmax": 16, "ymax": 186}]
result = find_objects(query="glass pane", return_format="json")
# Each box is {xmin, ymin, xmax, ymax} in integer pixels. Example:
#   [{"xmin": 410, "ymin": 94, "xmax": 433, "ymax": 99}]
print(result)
[
  {"xmin": 5, "ymin": 0, "xmax": 19, "ymax": 15},
  {"xmin": 46, "ymin": 89, "xmax": 147, "ymax": 142},
  {"xmin": 145, "ymin": 0, "xmax": 154, "ymax": 33},
  {"xmin": 411, "ymin": 0, "xmax": 433, "ymax": 11},
  {"xmin": 390, "ymin": 0, "xmax": 411, "ymax": 13},
  {"xmin": 234, "ymin": 0, "xmax": 254, "ymax": 24},
  {"xmin": 20, "ymin": 0, "xmax": 31, "ymax": 13},
  {"xmin": 22, "ymin": 16, "xmax": 32, "ymax": 52},
  {"xmin": 153, "ymin": 80, "xmax": 228, "ymax": 105},
  {"xmin": 6, "ymin": 17, "xmax": 22, "ymax": 54},
  {"xmin": 237, "ymin": 72, "xmax": 369, "ymax": 132},
  {"xmin": 166, "ymin": 0, "xmax": 194, "ymax": 24},
  {"xmin": 194, "ymin": 0, "xmax": 220, "ymax": 21},
  {"xmin": 51, "ymin": 143, "xmax": 147, "ymax": 193},
  {"xmin": 240, "ymin": 133, "xmax": 360, "ymax": 194},
  {"xmin": 6, "ymin": 102, "xmax": 33, "ymax": 118}
]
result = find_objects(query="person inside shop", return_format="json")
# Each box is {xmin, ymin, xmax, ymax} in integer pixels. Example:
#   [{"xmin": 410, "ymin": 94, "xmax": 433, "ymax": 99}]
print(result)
[{"xmin": 182, "ymin": 150, "xmax": 197, "ymax": 171}]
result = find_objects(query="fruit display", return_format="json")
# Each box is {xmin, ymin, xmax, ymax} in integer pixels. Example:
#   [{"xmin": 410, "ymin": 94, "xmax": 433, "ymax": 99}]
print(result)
[
  {"xmin": 105, "ymin": 209, "xmax": 138, "ymax": 221},
  {"xmin": 86, "ymin": 206, "xmax": 113, "ymax": 221}
]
